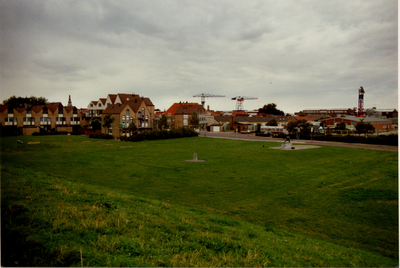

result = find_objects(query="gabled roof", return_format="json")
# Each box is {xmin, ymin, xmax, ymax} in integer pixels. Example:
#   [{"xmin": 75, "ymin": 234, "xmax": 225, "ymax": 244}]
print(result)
[
  {"xmin": 15, "ymin": 107, "xmax": 27, "ymax": 113},
  {"xmin": 125, "ymin": 99, "xmax": 144, "ymax": 113},
  {"xmin": 47, "ymin": 102, "xmax": 63, "ymax": 113},
  {"xmin": 116, "ymin": 94, "xmax": 138, "ymax": 103},
  {"xmin": 0, "ymin": 104, "xmax": 10, "ymax": 113},
  {"xmin": 108, "ymin": 94, "xmax": 118, "ymax": 104},
  {"xmin": 295, "ymin": 116, "xmax": 317, "ymax": 121},
  {"xmin": 31, "ymin": 105, "xmax": 46, "ymax": 113},
  {"xmin": 214, "ymin": 116, "xmax": 231, "ymax": 123},
  {"xmin": 102, "ymin": 103, "xmax": 128, "ymax": 114},
  {"xmin": 175, "ymin": 104, "xmax": 206, "ymax": 115},
  {"xmin": 164, "ymin": 102, "xmax": 199, "ymax": 116},
  {"xmin": 142, "ymin": 97, "xmax": 154, "ymax": 106},
  {"xmin": 64, "ymin": 106, "xmax": 77, "ymax": 113}
]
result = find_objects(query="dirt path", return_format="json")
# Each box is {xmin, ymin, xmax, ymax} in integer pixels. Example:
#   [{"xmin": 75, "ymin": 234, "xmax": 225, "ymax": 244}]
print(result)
[{"xmin": 199, "ymin": 132, "xmax": 398, "ymax": 152}]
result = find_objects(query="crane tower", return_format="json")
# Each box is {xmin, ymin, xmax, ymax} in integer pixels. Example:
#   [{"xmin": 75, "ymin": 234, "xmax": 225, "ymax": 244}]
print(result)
[
  {"xmin": 231, "ymin": 96, "xmax": 258, "ymax": 111},
  {"xmin": 193, "ymin": 93, "xmax": 225, "ymax": 107},
  {"xmin": 357, "ymin": 86, "xmax": 365, "ymax": 117}
]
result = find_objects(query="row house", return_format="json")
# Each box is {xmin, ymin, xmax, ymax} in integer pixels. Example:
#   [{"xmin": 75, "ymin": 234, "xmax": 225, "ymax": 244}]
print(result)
[
  {"xmin": 87, "ymin": 93, "xmax": 147, "ymax": 118},
  {"xmin": 101, "ymin": 95, "xmax": 155, "ymax": 138},
  {"xmin": 0, "ymin": 103, "xmax": 82, "ymax": 135}
]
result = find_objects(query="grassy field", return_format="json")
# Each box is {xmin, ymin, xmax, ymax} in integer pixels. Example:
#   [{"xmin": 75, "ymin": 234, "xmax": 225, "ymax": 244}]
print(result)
[{"xmin": 1, "ymin": 135, "xmax": 398, "ymax": 266}]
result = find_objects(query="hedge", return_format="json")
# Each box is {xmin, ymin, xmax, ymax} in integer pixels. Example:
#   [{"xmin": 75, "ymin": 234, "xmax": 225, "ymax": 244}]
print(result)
[
  {"xmin": 120, "ymin": 128, "xmax": 198, "ymax": 142},
  {"xmin": 257, "ymin": 132, "xmax": 398, "ymax": 146}
]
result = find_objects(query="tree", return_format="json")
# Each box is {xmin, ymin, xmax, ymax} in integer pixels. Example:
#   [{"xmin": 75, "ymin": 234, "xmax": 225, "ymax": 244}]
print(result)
[
  {"xmin": 355, "ymin": 119, "xmax": 375, "ymax": 136},
  {"xmin": 2, "ymin": 95, "xmax": 48, "ymax": 108},
  {"xmin": 266, "ymin": 119, "xmax": 278, "ymax": 126},
  {"xmin": 335, "ymin": 122, "xmax": 347, "ymax": 130},
  {"xmin": 157, "ymin": 114, "xmax": 169, "ymax": 130},
  {"xmin": 285, "ymin": 120, "xmax": 298, "ymax": 134},
  {"xmin": 102, "ymin": 113, "xmax": 115, "ymax": 134},
  {"xmin": 188, "ymin": 112, "xmax": 200, "ymax": 129},
  {"xmin": 90, "ymin": 119, "xmax": 101, "ymax": 131},
  {"xmin": 284, "ymin": 119, "xmax": 312, "ymax": 135},
  {"xmin": 297, "ymin": 119, "xmax": 312, "ymax": 135},
  {"xmin": 259, "ymin": 103, "xmax": 285, "ymax": 116},
  {"xmin": 126, "ymin": 119, "xmax": 138, "ymax": 136}
]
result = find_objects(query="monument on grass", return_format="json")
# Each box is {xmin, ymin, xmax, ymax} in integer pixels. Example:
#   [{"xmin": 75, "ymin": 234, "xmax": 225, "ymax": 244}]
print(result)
[
  {"xmin": 185, "ymin": 153, "xmax": 205, "ymax": 162},
  {"xmin": 281, "ymin": 135, "xmax": 293, "ymax": 149}
]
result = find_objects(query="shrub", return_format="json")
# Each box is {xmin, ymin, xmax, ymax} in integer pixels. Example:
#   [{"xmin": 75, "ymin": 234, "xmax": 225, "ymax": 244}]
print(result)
[
  {"xmin": 89, "ymin": 133, "xmax": 113, "ymax": 139},
  {"xmin": 122, "ymin": 127, "xmax": 198, "ymax": 142}
]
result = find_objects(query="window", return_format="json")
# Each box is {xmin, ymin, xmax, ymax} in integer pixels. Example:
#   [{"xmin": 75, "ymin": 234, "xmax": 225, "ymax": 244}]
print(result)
[
  {"xmin": 183, "ymin": 115, "xmax": 188, "ymax": 126},
  {"xmin": 138, "ymin": 111, "xmax": 141, "ymax": 118},
  {"xmin": 40, "ymin": 117, "xmax": 51, "ymax": 125},
  {"xmin": 70, "ymin": 117, "xmax": 80, "ymax": 124},
  {"xmin": 142, "ymin": 108, "xmax": 145, "ymax": 116},
  {"xmin": 122, "ymin": 115, "xmax": 126, "ymax": 125},
  {"xmin": 126, "ymin": 109, "xmax": 130, "ymax": 117},
  {"xmin": 23, "ymin": 117, "xmax": 34, "ymax": 125}
]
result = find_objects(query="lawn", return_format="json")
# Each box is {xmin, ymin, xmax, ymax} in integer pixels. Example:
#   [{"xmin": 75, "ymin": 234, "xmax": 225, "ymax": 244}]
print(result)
[{"xmin": 1, "ymin": 135, "xmax": 398, "ymax": 266}]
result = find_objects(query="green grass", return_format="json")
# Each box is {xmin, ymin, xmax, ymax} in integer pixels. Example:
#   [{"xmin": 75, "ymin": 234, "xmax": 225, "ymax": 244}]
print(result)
[{"xmin": 1, "ymin": 135, "xmax": 398, "ymax": 266}]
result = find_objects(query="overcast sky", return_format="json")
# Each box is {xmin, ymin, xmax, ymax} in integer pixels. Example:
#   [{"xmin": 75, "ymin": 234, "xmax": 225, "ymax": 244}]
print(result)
[{"xmin": 0, "ymin": 0, "xmax": 398, "ymax": 113}]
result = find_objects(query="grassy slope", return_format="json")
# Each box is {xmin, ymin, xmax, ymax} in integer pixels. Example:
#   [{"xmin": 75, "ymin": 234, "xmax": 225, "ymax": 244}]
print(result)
[{"xmin": 1, "ymin": 135, "xmax": 398, "ymax": 266}]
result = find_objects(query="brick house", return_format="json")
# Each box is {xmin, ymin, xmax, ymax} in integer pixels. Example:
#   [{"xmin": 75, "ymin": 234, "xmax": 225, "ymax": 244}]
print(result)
[
  {"xmin": 0, "ymin": 103, "xmax": 82, "ymax": 135},
  {"xmin": 173, "ymin": 103, "xmax": 207, "ymax": 129},
  {"xmin": 100, "ymin": 95, "xmax": 155, "ymax": 138}
]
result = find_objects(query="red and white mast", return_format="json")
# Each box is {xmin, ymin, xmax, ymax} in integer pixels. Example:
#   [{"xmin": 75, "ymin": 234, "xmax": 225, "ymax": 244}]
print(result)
[{"xmin": 357, "ymin": 86, "xmax": 365, "ymax": 117}]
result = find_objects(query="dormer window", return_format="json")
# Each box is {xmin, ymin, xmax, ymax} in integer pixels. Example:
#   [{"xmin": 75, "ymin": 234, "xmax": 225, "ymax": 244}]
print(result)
[{"xmin": 99, "ymin": 103, "xmax": 102, "ymax": 107}]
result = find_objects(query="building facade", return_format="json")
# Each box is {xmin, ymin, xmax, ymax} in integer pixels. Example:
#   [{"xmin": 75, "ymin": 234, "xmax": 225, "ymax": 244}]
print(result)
[
  {"xmin": 0, "ymin": 103, "xmax": 82, "ymax": 135},
  {"xmin": 100, "ymin": 95, "xmax": 155, "ymax": 138}
]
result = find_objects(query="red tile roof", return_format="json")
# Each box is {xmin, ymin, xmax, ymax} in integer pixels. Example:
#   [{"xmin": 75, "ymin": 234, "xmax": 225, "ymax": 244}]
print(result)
[{"xmin": 164, "ymin": 102, "xmax": 199, "ymax": 116}]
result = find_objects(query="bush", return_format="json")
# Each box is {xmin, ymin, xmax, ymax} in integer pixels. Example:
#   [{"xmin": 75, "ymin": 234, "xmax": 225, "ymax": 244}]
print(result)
[
  {"xmin": 89, "ymin": 133, "xmax": 114, "ymax": 139},
  {"xmin": 122, "ymin": 128, "xmax": 198, "ymax": 142},
  {"xmin": 301, "ymin": 134, "xmax": 398, "ymax": 146}
]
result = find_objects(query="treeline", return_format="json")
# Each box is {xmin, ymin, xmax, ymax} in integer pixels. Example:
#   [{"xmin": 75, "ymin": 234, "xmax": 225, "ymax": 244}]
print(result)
[{"xmin": 2, "ymin": 95, "xmax": 48, "ymax": 108}]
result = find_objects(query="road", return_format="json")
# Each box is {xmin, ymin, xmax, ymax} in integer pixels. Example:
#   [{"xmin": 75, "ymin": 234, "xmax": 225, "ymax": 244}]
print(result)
[{"xmin": 198, "ymin": 131, "xmax": 398, "ymax": 152}]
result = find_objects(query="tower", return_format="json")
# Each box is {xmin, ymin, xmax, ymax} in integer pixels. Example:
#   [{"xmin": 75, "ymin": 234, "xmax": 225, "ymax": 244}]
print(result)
[
  {"xmin": 357, "ymin": 87, "xmax": 365, "ymax": 117},
  {"xmin": 68, "ymin": 95, "xmax": 72, "ymax": 107}
]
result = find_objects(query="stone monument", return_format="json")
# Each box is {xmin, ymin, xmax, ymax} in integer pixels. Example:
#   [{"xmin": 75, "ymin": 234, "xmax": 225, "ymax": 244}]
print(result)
[
  {"xmin": 185, "ymin": 153, "xmax": 205, "ymax": 162},
  {"xmin": 281, "ymin": 136, "xmax": 294, "ymax": 149}
]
